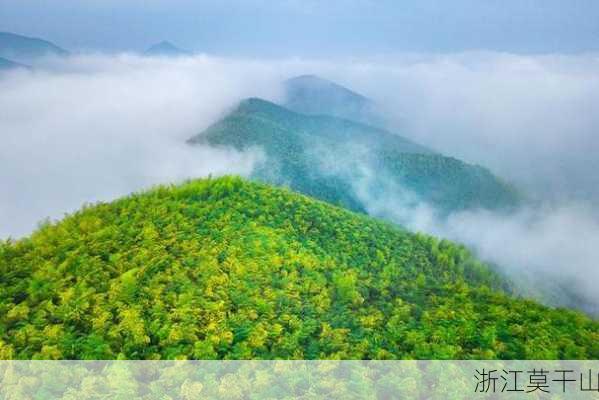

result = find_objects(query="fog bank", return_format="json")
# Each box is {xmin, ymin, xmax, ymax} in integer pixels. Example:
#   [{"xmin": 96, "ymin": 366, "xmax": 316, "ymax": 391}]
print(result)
[
  {"xmin": 1, "ymin": 52, "xmax": 598, "ymax": 314},
  {"xmin": 0, "ymin": 54, "xmax": 282, "ymax": 238}
]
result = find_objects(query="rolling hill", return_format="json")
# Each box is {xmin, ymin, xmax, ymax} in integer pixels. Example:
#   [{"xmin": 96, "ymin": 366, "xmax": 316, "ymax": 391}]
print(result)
[
  {"xmin": 0, "ymin": 176, "xmax": 596, "ymax": 359},
  {"xmin": 0, "ymin": 32, "xmax": 68, "ymax": 64},
  {"xmin": 189, "ymin": 98, "xmax": 520, "ymax": 216},
  {"xmin": 283, "ymin": 75, "xmax": 384, "ymax": 126}
]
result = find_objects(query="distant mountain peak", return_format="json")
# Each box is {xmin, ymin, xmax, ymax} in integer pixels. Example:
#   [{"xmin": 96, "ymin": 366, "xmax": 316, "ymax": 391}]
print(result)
[
  {"xmin": 283, "ymin": 74, "xmax": 384, "ymax": 126},
  {"xmin": 0, "ymin": 32, "xmax": 68, "ymax": 64},
  {"xmin": 189, "ymin": 96, "xmax": 520, "ymax": 215},
  {"xmin": 285, "ymin": 75, "xmax": 369, "ymax": 101},
  {"xmin": 144, "ymin": 41, "xmax": 190, "ymax": 57}
]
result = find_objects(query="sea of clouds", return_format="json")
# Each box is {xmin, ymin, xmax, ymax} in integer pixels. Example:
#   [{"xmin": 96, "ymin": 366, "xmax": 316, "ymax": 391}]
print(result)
[{"xmin": 1, "ymin": 52, "xmax": 598, "ymax": 312}]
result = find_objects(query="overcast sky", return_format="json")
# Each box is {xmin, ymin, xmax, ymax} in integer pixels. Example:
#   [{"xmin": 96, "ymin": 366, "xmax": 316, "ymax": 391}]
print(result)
[{"xmin": 1, "ymin": 0, "xmax": 599, "ymax": 55}]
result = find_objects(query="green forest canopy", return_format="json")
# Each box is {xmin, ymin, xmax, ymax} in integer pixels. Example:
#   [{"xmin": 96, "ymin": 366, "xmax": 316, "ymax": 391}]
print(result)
[
  {"xmin": 189, "ymin": 98, "xmax": 521, "ymax": 215},
  {"xmin": 0, "ymin": 176, "xmax": 596, "ymax": 360}
]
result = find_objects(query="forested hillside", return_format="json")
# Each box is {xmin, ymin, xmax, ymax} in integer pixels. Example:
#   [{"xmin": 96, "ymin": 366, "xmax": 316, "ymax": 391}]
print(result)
[
  {"xmin": 189, "ymin": 98, "xmax": 521, "ymax": 215},
  {"xmin": 0, "ymin": 177, "xmax": 596, "ymax": 360}
]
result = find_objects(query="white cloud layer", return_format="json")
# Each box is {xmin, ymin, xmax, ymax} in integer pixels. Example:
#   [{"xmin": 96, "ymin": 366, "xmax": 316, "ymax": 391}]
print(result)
[
  {"xmin": 1, "ymin": 52, "xmax": 598, "ymax": 313},
  {"xmin": 326, "ymin": 52, "xmax": 599, "ymax": 202},
  {"xmin": 0, "ymin": 54, "xmax": 283, "ymax": 238},
  {"xmin": 356, "ymin": 180, "xmax": 599, "ymax": 314}
]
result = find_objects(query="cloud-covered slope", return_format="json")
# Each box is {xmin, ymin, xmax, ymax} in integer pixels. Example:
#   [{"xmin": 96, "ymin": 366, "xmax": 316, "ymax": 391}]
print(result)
[
  {"xmin": 144, "ymin": 41, "xmax": 190, "ymax": 57},
  {"xmin": 189, "ymin": 98, "xmax": 520, "ymax": 215},
  {"xmin": 283, "ymin": 74, "xmax": 385, "ymax": 126},
  {"xmin": 0, "ymin": 32, "xmax": 68, "ymax": 63},
  {"xmin": 0, "ymin": 56, "xmax": 29, "ymax": 70}
]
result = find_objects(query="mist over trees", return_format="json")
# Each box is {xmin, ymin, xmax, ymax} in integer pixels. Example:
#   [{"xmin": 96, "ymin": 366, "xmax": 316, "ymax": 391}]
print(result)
[{"xmin": 0, "ymin": 50, "xmax": 598, "ymax": 359}]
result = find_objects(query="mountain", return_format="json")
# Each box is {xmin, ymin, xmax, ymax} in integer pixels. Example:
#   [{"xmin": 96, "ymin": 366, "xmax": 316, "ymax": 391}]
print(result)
[
  {"xmin": 0, "ymin": 57, "xmax": 29, "ymax": 70},
  {"xmin": 189, "ymin": 98, "xmax": 520, "ymax": 215},
  {"xmin": 0, "ymin": 32, "xmax": 68, "ymax": 64},
  {"xmin": 0, "ymin": 176, "xmax": 595, "ymax": 359},
  {"xmin": 283, "ymin": 75, "xmax": 385, "ymax": 127},
  {"xmin": 144, "ymin": 41, "xmax": 190, "ymax": 57}
]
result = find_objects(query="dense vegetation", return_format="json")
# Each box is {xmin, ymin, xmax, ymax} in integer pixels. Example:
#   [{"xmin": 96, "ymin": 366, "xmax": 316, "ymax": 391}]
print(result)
[
  {"xmin": 189, "ymin": 98, "xmax": 520, "ymax": 215},
  {"xmin": 1, "ymin": 176, "xmax": 596, "ymax": 360},
  {"xmin": 378, "ymin": 151, "xmax": 522, "ymax": 213}
]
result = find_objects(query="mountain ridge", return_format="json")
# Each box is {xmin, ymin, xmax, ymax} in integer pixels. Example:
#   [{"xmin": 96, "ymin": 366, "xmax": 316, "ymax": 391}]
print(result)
[
  {"xmin": 0, "ymin": 56, "xmax": 30, "ymax": 70},
  {"xmin": 0, "ymin": 31, "xmax": 68, "ymax": 63},
  {"xmin": 189, "ymin": 97, "xmax": 520, "ymax": 215},
  {"xmin": 283, "ymin": 74, "xmax": 385, "ymax": 127}
]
